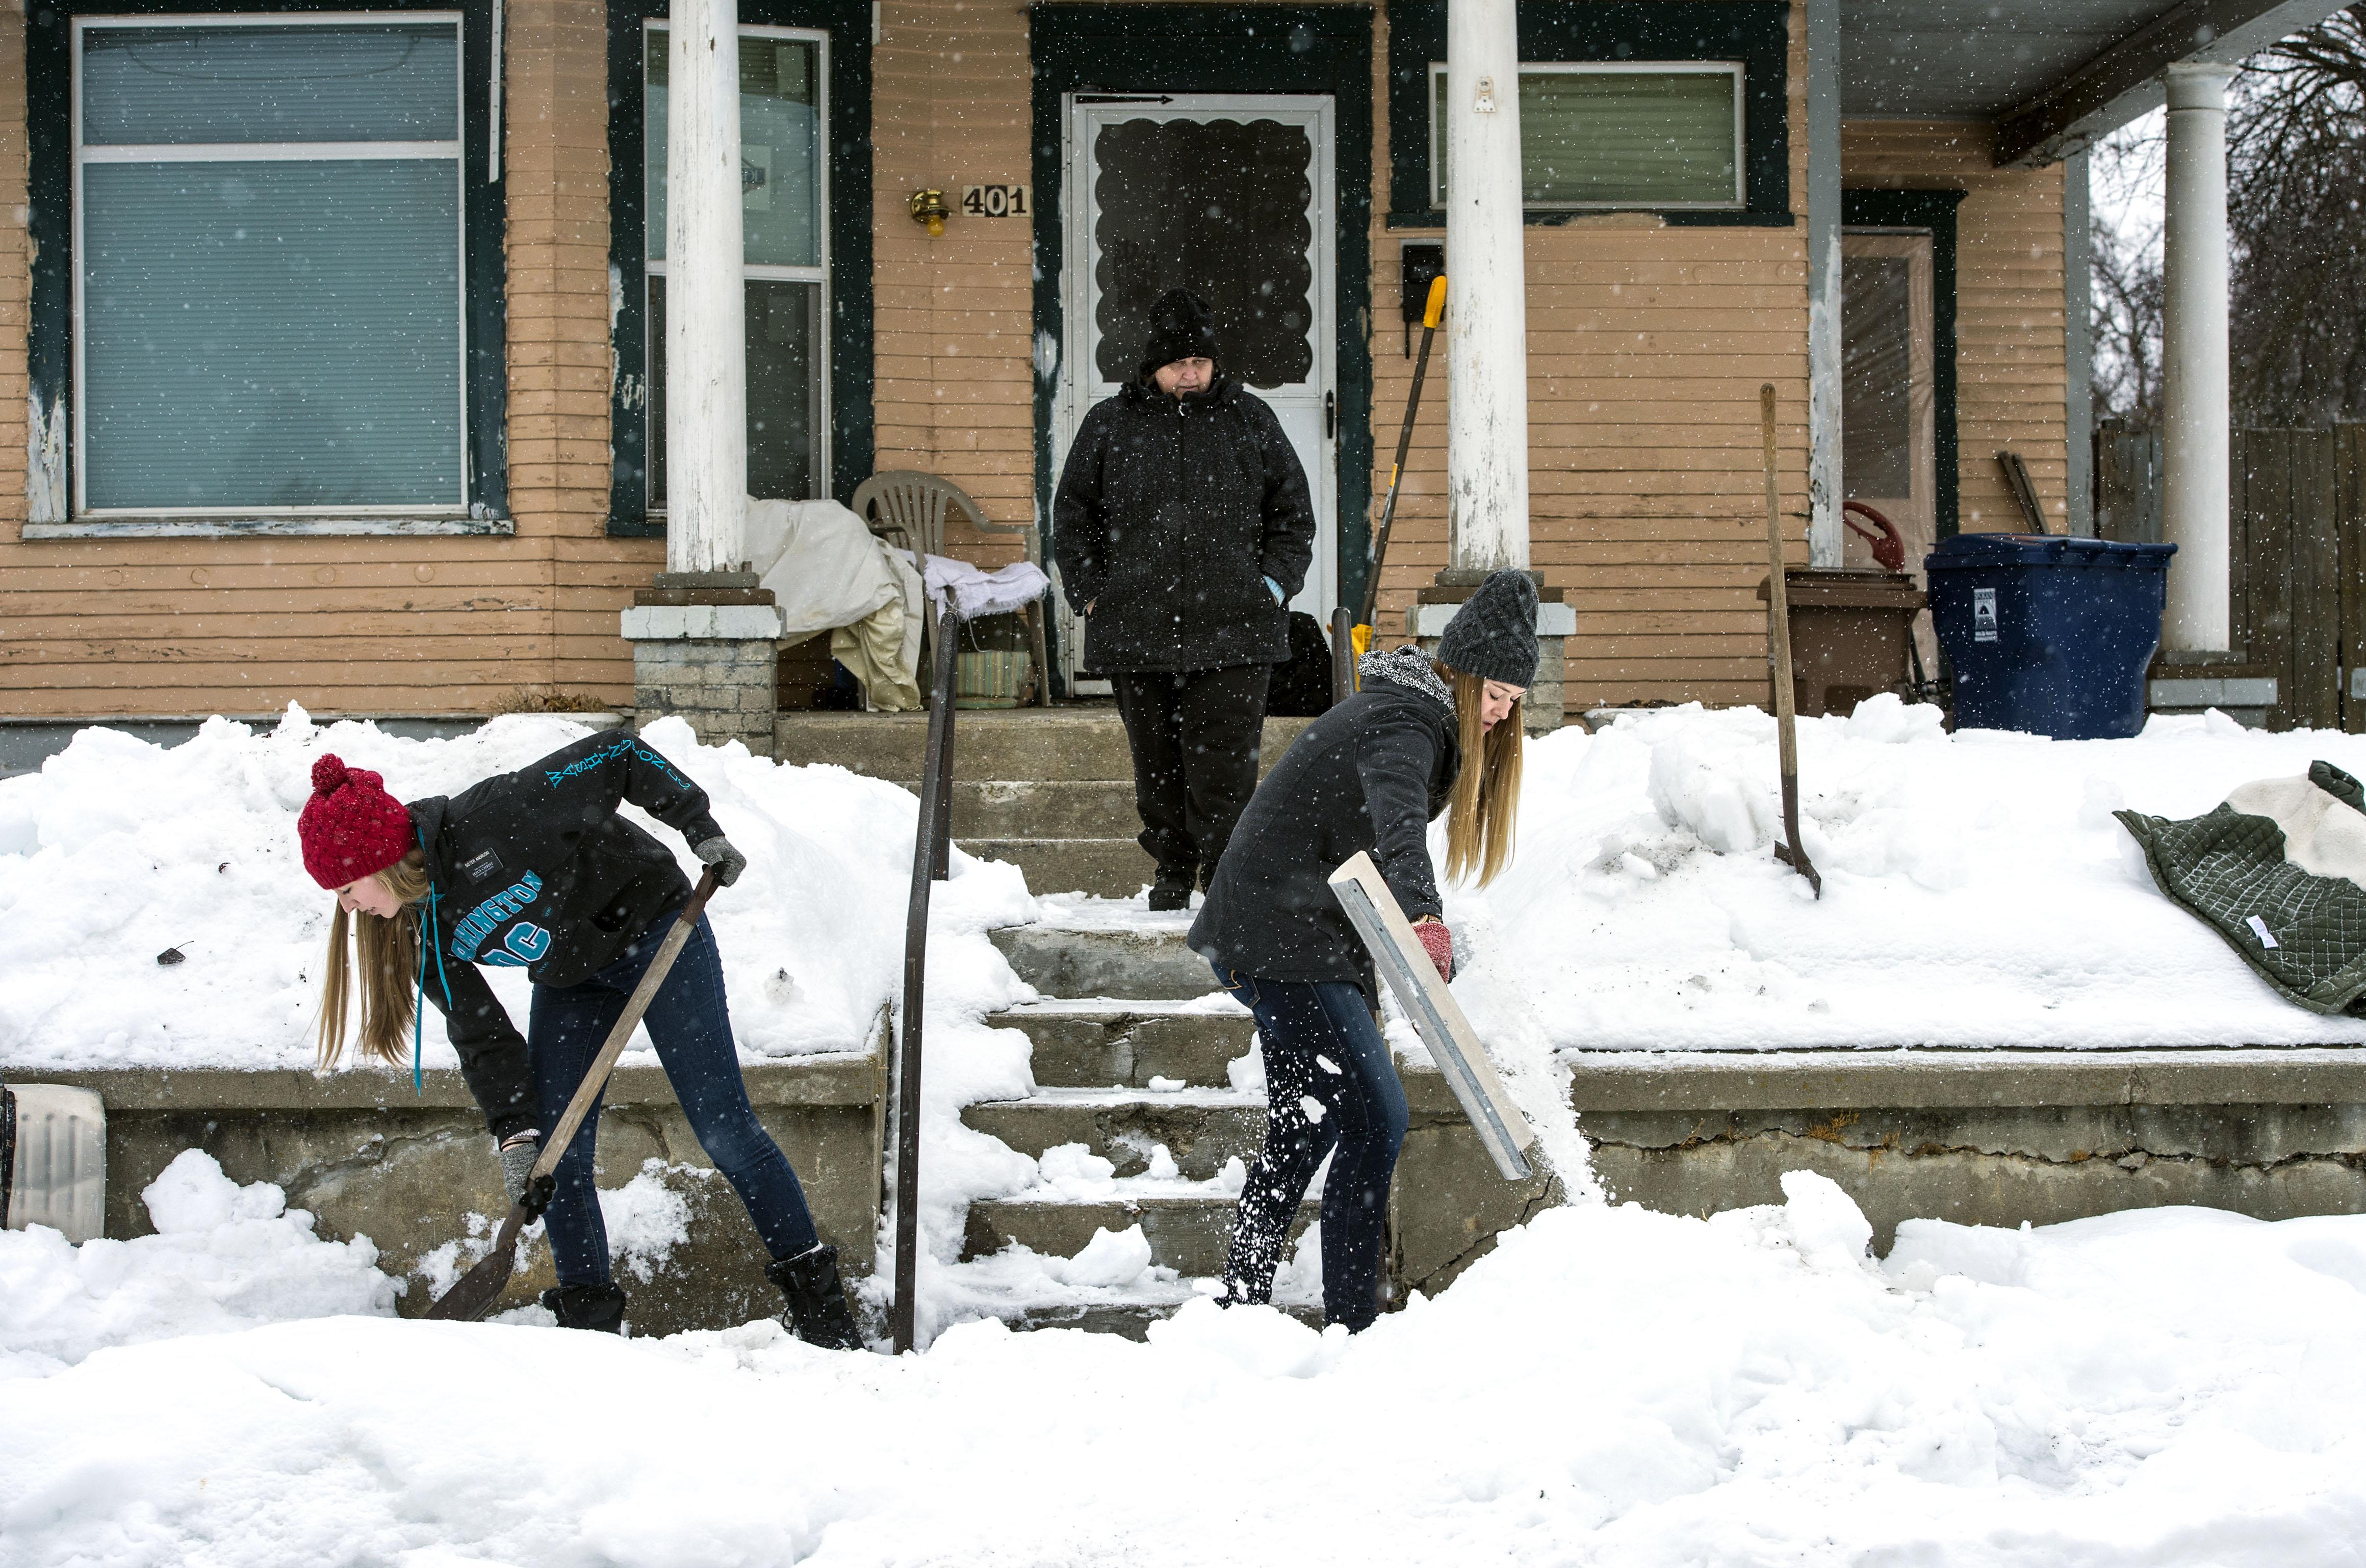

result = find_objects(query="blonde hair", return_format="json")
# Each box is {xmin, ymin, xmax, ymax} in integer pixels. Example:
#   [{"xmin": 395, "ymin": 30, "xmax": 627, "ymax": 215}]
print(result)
[
  {"xmin": 1439, "ymin": 663, "xmax": 1525, "ymax": 886},
  {"xmin": 317, "ymin": 849, "xmax": 433, "ymax": 1067}
]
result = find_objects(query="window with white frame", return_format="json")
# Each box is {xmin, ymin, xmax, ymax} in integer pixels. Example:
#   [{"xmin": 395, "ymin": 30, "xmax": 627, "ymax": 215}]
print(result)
[
  {"xmin": 1429, "ymin": 62, "xmax": 1743, "ymax": 210},
  {"xmin": 73, "ymin": 17, "xmax": 468, "ymax": 514},
  {"xmin": 645, "ymin": 25, "xmax": 829, "ymax": 506}
]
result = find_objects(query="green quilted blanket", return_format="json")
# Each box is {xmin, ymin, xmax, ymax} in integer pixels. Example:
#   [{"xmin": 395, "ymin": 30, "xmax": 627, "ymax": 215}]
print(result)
[{"xmin": 2116, "ymin": 761, "xmax": 2366, "ymax": 1015}]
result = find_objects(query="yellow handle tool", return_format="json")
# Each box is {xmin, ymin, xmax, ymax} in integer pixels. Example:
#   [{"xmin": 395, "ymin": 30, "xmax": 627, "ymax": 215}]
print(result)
[{"xmin": 1355, "ymin": 273, "xmax": 1448, "ymax": 658}]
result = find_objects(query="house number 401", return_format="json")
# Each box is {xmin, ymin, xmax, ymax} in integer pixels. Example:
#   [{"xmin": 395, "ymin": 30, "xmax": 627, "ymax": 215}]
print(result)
[{"xmin": 960, "ymin": 184, "xmax": 1030, "ymax": 218}]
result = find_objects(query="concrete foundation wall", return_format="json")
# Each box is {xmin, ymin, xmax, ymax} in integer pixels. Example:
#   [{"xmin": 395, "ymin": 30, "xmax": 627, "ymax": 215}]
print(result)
[
  {"xmin": 1392, "ymin": 1048, "xmax": 2366, "ymax": 1298},
  {"xmin": 29, "ymin": 1044, "xmax": 2366, "ymax": 1335},
  {"xmin": 38, "ymin": 1051, "xmax": 883, "ymax": 1340}
]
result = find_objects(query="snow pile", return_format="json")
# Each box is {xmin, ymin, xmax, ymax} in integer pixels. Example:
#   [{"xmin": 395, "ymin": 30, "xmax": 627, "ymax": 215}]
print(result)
[
  {"xmin": 0, "ymin": 708, "xmax": 1034, "ymax": 1072},
  {"xmin": 0, "ymin": 1151, "xmax": 396, "ymax": 1379},
  {"xmin": 1456, "ymin": 700, "xmax": 2366, "ymax": 1048},
  {"xmin": 9, "ymin": 1181, "xmax": 2366, "ymax": 1564}
]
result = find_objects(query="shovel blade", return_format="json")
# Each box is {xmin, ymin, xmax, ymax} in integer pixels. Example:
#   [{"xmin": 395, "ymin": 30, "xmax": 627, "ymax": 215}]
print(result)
[
  {"xmin": 1774, "ymin": 840, "xmax": 1824, "ymax": 898},
  {"xmin": 421, "ymin": 1206, "xmax": 527, "ymax": 1322}
]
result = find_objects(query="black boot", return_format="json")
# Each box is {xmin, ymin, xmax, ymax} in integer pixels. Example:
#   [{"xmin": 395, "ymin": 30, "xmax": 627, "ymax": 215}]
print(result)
[
  {"xmin": 765, "ymin": 1243, "xmax": 866, "ymax": 1350},
  {"xmin": 1146, "ymin": 868, "xmax": 1195, "ymax": 912},
  {"xmin": 539, "ymin": 1281, "xmax": 627, "ymax": 1334}
]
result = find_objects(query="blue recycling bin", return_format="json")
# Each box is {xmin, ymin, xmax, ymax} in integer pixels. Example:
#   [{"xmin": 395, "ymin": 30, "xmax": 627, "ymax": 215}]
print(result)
[{"xmin": 1924, "ymin": 534, "xmax": 2177, "ymax": 739}]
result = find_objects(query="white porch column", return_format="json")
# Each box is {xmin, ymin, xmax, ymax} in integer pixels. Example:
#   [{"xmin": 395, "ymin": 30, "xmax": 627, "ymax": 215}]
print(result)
[
  {"xmin": 1804, "ymin": 0, "xmax": 1843, "ymax": 567},
  {"xmin": 1444, "ymin": 0, "xmax": 1529, "ymax": 572},
  {"xmin": 666, "ymin": 0, "xmax": 748, "ymax": 574},
  {"xmin": 2161, "ymin": 62, "xmax": 2234, "ymax": 651}
]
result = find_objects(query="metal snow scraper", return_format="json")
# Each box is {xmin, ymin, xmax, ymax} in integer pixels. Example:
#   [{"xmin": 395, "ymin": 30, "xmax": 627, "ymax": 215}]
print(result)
[
  {"xmin": 424, "ymin": 866, "xmax": 723, "ymax": 1323},
  {"xmin": 1328, "ymin": 853, "xmax": 1535, "ymax": 1180}
]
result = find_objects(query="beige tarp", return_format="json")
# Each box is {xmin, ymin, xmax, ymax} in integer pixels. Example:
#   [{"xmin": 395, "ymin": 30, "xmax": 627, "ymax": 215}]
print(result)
[{"xmin": 743, "ymin": 498, "xmax": 924, "ymax": 712}]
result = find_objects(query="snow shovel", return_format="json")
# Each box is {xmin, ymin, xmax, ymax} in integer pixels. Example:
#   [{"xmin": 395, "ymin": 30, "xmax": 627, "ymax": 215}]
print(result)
[
  {"xmin": 423, "ymin": 866, "xmax": 724, "ymax": 1322},
  {"xmin": 1759, "ymin": 385, "xmax": 1822, "ymax": 898},
  {"xmin": 1328, "ymin": 852, "xmax": 1535, "ymax": 1180}
]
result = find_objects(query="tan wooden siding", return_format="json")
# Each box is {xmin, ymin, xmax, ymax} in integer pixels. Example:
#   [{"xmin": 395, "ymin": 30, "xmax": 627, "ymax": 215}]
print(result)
[
  {"xmin": 868, "ymin": 0, "xmax": 1036, "ymax": 565},
  {"xmin": 1367, "ymin": 2, "xmax": 1815, "ymax": 713},
  {"xmin": 0, "ymin": 0, "xmax": 652, "ymax": 719},
  {"xmin": 1843, "ymin": 120, "xmax": 2070, "ymax": 535}
]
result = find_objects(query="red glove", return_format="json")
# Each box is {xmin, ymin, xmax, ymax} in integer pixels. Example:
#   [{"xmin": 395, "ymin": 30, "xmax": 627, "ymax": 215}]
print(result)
[{"xmin": 1413, "ymin": 919, "xmax": 1454, "ymax": 983}]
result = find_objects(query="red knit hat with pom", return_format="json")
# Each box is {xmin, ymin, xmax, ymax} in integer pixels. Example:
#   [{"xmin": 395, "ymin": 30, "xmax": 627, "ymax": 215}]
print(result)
[{"xmin": 298, "ymin": 754, "xmax": 415, "ymax": 888}]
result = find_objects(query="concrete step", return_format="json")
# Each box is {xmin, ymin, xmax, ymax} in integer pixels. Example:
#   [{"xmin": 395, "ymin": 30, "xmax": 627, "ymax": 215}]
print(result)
[
  {"xmin": 775, "ymin": 710, "xmax": 1313, "ymax": 785},
  {"xmin": 1006, "ymin": 1298, "xmax": 1323, "ymax": 1339},
  {"xmin": 989, "ymin": 1000, "xmax": 1256, "ymax": 1089},
  {"xmin": 962, "ymin": 1089, "xmax": 1269, "ymax": 1180},
  {"xmin": 990, "ymin": 925, "xmax": 1218, "ymax": 1001},
  {"xmin": 964, "ymin": 1192, "xmax": 1316, "ymax": 1278},
  {"xmin": 922, "ymin": 779, "xmax": 1135, "ymax": 840},
  {"xmin": 960, "ymin": 838, "xmax": 1153, "ymax": 899}
]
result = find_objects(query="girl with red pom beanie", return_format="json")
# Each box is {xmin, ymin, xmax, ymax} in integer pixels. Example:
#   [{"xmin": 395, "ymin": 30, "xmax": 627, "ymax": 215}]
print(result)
[{"xmin": 300, "ymin": 733, "xmax": 862, "ymax": 1348}]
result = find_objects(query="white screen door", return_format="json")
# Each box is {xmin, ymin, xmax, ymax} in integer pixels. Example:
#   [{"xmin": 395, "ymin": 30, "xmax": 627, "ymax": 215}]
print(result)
[{"xmin": 1053, "ymin": 93, "xmax": 1338, "ymax": 688}]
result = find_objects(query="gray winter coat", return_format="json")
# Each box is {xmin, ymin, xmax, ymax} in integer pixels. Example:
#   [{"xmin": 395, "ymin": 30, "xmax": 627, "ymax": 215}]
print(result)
[{"xmin": 1051, "ymin": 375, "xmax": 1316, "ymax": 673}]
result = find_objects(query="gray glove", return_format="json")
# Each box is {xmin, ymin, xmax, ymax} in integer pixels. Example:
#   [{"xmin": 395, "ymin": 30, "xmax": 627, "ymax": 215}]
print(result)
[
  {"xmin": 695, "ymin": 834, "xmax": 747, "ymax": 888},
  {"xmin": 499, "ymin": 1132, "xmax": 544, "ymax": 1211}
]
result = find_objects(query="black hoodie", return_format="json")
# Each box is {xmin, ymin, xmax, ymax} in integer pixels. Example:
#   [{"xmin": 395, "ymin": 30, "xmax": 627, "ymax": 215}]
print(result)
[{"xmin": 404, "ymin": 733, "xmax": 726, "ymax": 1138}]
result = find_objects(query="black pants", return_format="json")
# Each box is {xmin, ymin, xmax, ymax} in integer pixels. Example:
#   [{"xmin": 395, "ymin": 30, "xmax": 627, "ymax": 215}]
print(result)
[
  {"xmin": 1213, "ymin": 965, "xmax": 1408, "ymax": 1332},
  {"xmin": 1112, "ymin": 663, "xmax": 1271, "ymax": 887}
]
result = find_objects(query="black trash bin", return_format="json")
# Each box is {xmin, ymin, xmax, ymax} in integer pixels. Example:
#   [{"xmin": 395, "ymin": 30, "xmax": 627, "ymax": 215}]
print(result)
[{"xmin": 1924, "ymin": 534, "xmax": 2177, "ymax": 739}]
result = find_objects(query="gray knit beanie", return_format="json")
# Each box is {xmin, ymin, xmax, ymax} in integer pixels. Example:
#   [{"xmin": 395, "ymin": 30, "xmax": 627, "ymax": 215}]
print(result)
[{"xmin": 1435, "ymin": 570, "xmax": 1540, "ymax": 687}]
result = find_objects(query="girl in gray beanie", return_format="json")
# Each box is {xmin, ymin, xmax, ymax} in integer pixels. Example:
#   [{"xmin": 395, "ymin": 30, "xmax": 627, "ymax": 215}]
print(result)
[{"xmin": 1188, "ymin": 568, "xmax": 1536, "ymax": 1329}]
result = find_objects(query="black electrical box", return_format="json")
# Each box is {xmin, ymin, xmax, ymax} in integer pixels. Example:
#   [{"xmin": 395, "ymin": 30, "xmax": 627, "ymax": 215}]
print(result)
[{"xmin": 1400, "ymin": 242, "xmax": 1445, "ymax": 322}]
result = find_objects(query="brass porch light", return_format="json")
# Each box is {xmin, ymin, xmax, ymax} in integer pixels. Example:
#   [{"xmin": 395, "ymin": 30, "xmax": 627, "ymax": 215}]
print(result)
[{"xmin": 909, "ymin": 189, "xmax": 950, "ymax": 238}]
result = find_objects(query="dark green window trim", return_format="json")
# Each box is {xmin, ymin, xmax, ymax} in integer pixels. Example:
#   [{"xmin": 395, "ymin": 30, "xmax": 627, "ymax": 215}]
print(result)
[
  {"xmin": 1028, "ymin": 3, "xmax": 1378, "ymax": 623},
  {"xmin": 1844, "ymin": 188, "xmax": 1963, "ymax": 540},
  {"xmin": 1386, "ymin": 0, "xmax": 1789, "ymax": 228},
  {"xmin": 25, "ymin": 0, "xmax": 509, "ymax": 526},
  {"xmin": 605, "ymin": 0, "xmax": 872, "ymax": 537}
]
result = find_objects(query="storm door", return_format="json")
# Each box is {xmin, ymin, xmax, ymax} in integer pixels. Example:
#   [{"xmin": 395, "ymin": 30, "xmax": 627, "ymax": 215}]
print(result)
[
  {"xmin": 1055, "ymin": 93, "xmax": 1338, "ymax": 688},
  {"xmin": 1841, "ymin": 231, "xmax": 1936, "ymax": 666}
]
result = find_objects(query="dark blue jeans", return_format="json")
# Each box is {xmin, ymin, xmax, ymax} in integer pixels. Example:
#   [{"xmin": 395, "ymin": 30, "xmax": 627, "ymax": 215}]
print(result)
[
  {"xmin": 1214, "ymin": 965, "xmax": 1409, "ymax": 1331},
  {"xmin": 528, "ymin": 909, "xmax": 819, "ymax": 1287}
]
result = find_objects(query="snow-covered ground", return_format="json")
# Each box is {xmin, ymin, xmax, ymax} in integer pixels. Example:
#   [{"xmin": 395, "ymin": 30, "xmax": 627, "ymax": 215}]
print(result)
[
  {"xmin": 5, "ymin": 699, "xmax": 2361, "ymax": 1081},
  {"xmin": 7, "ymin": 1151, "xmax": 2366, "ymax": 1565},
  {"xmin": 0, "ymin": 708, "xmax": 1033, "ymax": 1074},
  {"xmin": 1455, "ymin": 698, "xmax": 2366, "ymax": 1049},
  {"xmin": 8, "ymin": 704, "xmax": 2366, "ymax": 1562}
]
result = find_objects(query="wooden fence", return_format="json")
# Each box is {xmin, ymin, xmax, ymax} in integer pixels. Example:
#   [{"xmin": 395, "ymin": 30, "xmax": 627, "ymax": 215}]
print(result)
[{"xmin": 2094, "ymin": 424, "xmax": 2366, "ymax": 732}]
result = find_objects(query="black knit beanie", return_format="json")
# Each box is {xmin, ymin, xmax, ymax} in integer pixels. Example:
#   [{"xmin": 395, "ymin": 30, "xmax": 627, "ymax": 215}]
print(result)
[
  {"xmin": 1436, "ymin": 569, "xmax": 1541, "ymax": 687},
  {"xmin": 1138, "ymin": 289, "xmax": 1219, "ymax": 379}
]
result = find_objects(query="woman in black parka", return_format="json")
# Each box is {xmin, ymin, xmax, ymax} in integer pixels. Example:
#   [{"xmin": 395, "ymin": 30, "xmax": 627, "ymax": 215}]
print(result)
[
  {"xmin": 295, "ymin": 731, "xmax": 863, "ymax": 1347},
  {"xmin": 1053, "ymin": 289, "xmax": 1317, "ymax": 909},
  {"xmin": 1190, "ymin": 570, "xmax": 1539, "ymax": 1330}
]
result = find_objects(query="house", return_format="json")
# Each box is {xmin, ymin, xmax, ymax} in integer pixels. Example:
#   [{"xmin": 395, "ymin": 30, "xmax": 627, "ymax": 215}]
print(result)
[{"xmin": 3, "ymin": 0, "xmax": 2337, "ymax": 728}]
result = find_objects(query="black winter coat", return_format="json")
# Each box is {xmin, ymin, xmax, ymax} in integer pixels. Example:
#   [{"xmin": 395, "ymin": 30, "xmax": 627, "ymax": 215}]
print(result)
[
  {"xmin": 405, "ymin": 733, "xmax": 726, "ymax": 1139},
  {"xmin": 1051, "ymin": 375, "xmax": 1316, "ymax": 673},
  {"xmin": 1189, "ymin": 680, "xmax": 1460, "ymax": 990}
]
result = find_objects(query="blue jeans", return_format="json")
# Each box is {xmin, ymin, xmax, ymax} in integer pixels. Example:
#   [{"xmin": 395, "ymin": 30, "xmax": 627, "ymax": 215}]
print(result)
[
  {"xmin": 1213, "ymin": 965, "xmax": 1409, "ymax": 1331},
  {"xmin": 528, "ymin": 909, "xmax": 820, "ymax": 1286}
]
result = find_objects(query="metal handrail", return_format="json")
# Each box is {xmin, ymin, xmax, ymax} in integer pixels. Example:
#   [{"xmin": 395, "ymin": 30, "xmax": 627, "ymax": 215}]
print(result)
[{"xmin": 890, "ymin": 605, "xmax": 964, "ymax": 1353}]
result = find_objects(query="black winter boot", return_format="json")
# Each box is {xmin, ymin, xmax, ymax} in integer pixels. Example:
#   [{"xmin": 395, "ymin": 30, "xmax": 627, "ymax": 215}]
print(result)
[
  {"xmin": 539, "ymin": 1282, "xmax": 628, "ymax": 1334},
  {"xmin": 764, "ymin": 1243, "xmax": 866, "ymax": 1350}
]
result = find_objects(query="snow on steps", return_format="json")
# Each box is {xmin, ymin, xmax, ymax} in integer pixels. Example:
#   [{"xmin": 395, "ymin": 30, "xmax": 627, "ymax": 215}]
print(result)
[{"xmin": 965, "ymin": 911, "xmax": 1300, "ymax": 1315}]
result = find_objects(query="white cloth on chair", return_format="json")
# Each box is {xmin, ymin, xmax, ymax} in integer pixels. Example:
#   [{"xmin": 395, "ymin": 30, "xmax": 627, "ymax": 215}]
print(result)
[
  {"xmin": 746, "ymin": 498, "xmax": 924, "ymax": 712},
  {"xmin": 907, "ymin": 552, "xmax": 1051, "ymax": 619}
]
